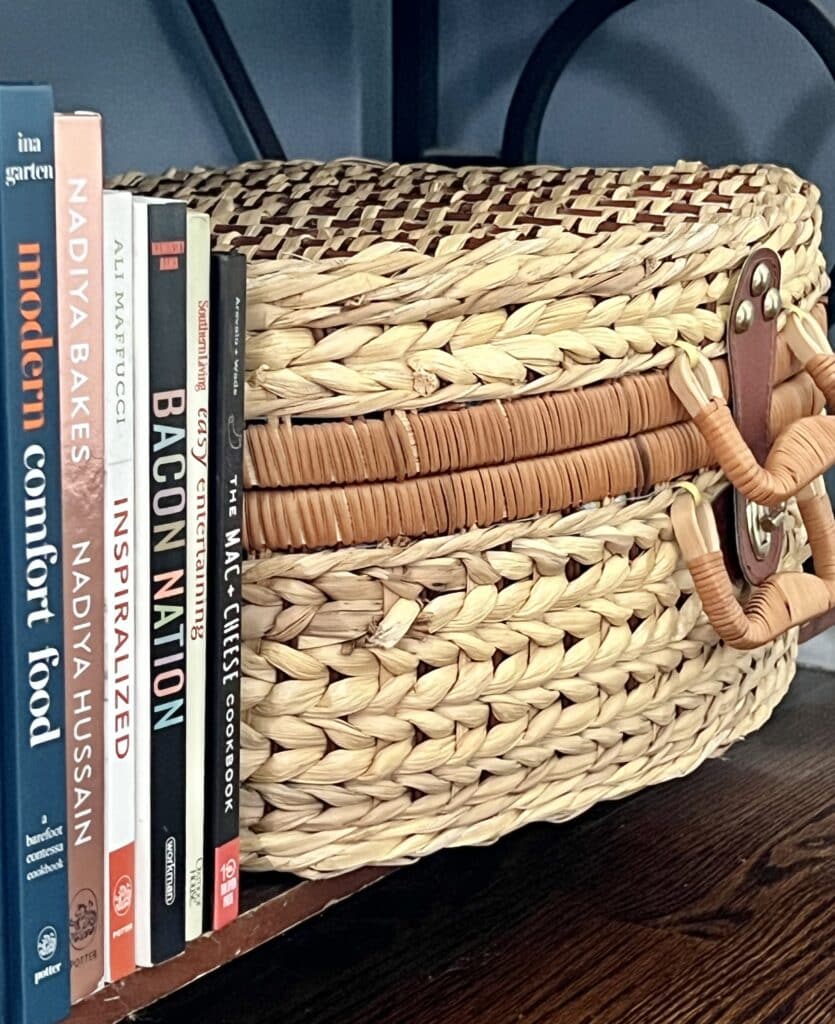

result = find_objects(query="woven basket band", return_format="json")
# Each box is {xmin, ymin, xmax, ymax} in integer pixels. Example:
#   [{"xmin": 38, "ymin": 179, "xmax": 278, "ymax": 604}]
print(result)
[
  {"xmin": 243, "ymin": 369, "xmax": 819, "ymax": 552},
  {"xmin": 244, "ymin": 330, "xmax": 808, "ymax": 489}
]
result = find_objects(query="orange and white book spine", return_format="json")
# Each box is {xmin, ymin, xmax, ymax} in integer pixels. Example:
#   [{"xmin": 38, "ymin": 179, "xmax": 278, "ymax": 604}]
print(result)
[
  {"xmin": 54, "ymin": 111, "xmax": 106, "ymax": 1001},
  {"xmin": 103, "ymin": 189, "xmax": 135, "ymax": 981}
]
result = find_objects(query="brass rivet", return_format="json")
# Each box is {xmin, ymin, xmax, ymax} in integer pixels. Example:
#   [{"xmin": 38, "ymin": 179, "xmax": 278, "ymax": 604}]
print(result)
[
  {"xmin": 734, "ymin": 300, "xmax": 754, "ymax": 332},
  {"xmin": 763, "ymin": 288, "xmax": 782, "ymax": 320},
  {"xmin": 751, "ymin": 263, "xmax": 771, "ymax": 295},
  {"xmin": 746, "ymin": 501, "xmax": 772, "ymax": 557}
]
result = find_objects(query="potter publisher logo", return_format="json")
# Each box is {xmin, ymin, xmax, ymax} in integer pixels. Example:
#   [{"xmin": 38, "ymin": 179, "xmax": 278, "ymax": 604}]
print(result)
[
  {"xmin": 37, "ymin": 926, "xmax": 58, "ymax": 962},
  {"xmin": 69, "ymin": 889, "xmax": 98, "ymax": 951},
  {"xmin": 113, "ymin": 875, "xmax": 133, "ymax": 918}
]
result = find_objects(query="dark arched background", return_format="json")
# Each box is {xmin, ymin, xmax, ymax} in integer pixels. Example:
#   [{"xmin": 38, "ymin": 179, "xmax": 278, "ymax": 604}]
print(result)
[
  {"xmin": 437, "ymin": 0, "xmax": 835, "ymax": 260},
  {"xmin": 501, "ymin": 0, "xmax": 835, "ymax": 166}
]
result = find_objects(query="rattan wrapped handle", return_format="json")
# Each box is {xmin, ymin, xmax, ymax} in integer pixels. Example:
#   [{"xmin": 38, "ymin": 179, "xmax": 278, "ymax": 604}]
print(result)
[
  {"xmin": 672, "ymin": 478, "xmax": 835, "ymax": 650},
  {"xmin": 670, "ymin": 306, "xmax": 835, "ymax": 506}
]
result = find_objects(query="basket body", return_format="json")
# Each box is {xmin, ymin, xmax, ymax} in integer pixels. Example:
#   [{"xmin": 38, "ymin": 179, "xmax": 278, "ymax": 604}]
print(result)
[
  {"xmin": 239, "ymin": 475, "xmax": 803, "ymax": 877},
  {"xmin": 121, "ymin": 159, "xmax": 827, "ymax": 877}
]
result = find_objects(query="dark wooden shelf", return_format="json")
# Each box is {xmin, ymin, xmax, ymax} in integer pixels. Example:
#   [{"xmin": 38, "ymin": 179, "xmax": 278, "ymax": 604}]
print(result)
[
  {"xmin": 69, "ymin": 866, "xmax": 389, "ymax": 1023},
  {"xmin": 128, "ymin": 666, "xmax": 835, "ymax": 1024},
  {"xmin": 71, "ymin": 667, "xmax": 835, "ymax": 1023}
]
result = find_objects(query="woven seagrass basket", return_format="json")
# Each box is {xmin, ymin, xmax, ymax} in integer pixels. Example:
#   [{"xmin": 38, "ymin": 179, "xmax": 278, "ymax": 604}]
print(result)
[{"xmin": 119, "ymin": 159, "xmax": 835, "ymax": 878}]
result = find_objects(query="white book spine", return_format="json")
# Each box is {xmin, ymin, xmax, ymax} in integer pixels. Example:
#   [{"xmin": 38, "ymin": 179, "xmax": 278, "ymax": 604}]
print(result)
[
  {"xmin": 185, "ymin": 211, "xmax": 211, "ymax": 941},
  {"xmin": 131, "ymin": 199, "xmax": 153, "ymax": 967},
  {"xmin": 103, "ymin": 190, "xmax": 137, "ymax": 982}
]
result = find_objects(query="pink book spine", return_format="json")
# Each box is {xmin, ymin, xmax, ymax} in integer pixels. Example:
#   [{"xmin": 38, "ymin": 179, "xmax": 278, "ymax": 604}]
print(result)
[{"xmin": 54, "ymin": 111, "xmax": 106, "ymax": 1001}]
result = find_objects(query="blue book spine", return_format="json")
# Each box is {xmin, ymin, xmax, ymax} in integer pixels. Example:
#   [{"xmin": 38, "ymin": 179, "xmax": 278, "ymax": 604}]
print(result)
[{"xmin": 0, "ymin": 84, "xmax": 70, "ymax": 1024}]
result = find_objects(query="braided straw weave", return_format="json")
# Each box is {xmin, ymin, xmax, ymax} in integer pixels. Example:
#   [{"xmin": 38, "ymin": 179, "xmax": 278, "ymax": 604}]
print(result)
[
  {"xmin": 240, "ymin": 474, "xmax": 805, "ymax": 877},
  {"xmin": 114, "ymin": 160, "xmax": 827, "ymax": 420},
  {"xmin": 243, "ymin": 338, "xmax": 809, "ymax": 489},
  {"xmin": 119, "ymin": 158, "xmax": 825, "ymax": 876},
  {"xmin": 242, "ymin": 365, "xmax": 819, "ymax": 551}
]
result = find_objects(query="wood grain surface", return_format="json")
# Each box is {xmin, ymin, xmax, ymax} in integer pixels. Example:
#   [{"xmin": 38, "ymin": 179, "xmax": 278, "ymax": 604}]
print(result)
[{"xmin": 136, "ymin": 668, "xmax": 835, "ymax": 1024}]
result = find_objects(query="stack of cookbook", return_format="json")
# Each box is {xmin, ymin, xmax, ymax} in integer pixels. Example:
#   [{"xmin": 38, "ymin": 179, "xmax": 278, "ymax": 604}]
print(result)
[{"xmin": 0, "ymin": 82, "xmax": 246, "ymax": 1024}]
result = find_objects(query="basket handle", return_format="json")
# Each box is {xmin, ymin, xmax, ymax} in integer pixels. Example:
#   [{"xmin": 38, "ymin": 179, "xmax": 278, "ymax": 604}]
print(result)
[
  {"xmin": 669, "ymin": 305, "xmax": 835, "ymax": 506},
  {"xmin": 671, "ymin": 304, "xmax": 835, "ymax": 648},
  {"xmin": 672, "ymin": 477, "xmax": 835, "ymax": 649}
]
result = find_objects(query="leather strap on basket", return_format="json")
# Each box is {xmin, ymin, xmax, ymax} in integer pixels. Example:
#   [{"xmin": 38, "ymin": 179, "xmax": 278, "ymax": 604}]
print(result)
[
  {"xmin": 671, "ymin": 296, "xmax": 835, "ymax": 650},
  {"xmin": 726, "ymin": 248, "xmax": 782, "ymax": 587}
]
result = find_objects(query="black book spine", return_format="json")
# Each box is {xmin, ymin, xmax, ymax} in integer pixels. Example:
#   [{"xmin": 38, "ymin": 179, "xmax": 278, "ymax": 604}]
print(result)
[
  {"xmin": 204, "ymin": 251, "xmax": 245, "ymax": 932},
  {"xmin": 146, "ymin": 202, "xmax": 188, "ymax": 960}
]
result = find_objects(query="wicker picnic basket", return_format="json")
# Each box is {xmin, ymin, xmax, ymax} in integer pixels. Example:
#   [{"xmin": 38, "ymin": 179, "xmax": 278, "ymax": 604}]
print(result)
[{"xmin": 119, "ymin": 159, "xmax": 835, "ymax": 877}]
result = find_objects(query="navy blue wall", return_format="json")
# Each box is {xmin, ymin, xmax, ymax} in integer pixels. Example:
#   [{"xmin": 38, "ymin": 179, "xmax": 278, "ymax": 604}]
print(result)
[
  {"xmin": 3, "ymin": 0, "xmax": 833, "ymax": 660},
  {"xmin": 3, "ymin": 0, "xmax": 832, "ymax": 246}
]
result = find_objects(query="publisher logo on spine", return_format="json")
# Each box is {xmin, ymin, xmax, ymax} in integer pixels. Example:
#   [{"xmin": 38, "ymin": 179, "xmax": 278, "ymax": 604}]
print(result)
[
  {"xmin": 37, "ymin": 926, "xmax": 58, "ymax": 962},
  {"xmin": 112, "ymin": 874, "xmax": 133, "ymax": 918},
  {"xmin": 69, "ymin": 889, "xmax": 99, "ymax": 951},
  {"xmin": 226, "ymin": 413, "xmax": 242, "ymax": 450},
  {"xmin": 164, "ymin": 837, "xmax": 177, "ymax": 906}
]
